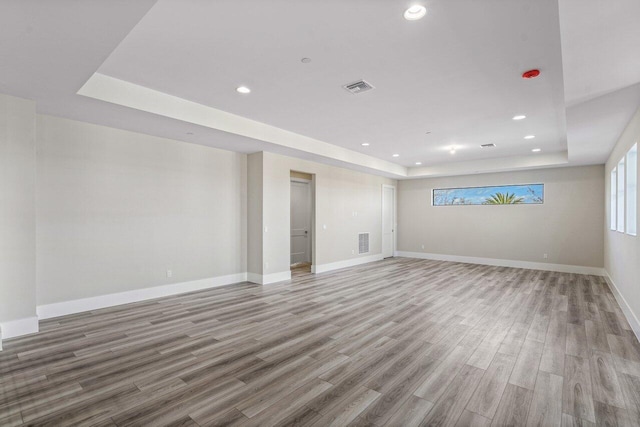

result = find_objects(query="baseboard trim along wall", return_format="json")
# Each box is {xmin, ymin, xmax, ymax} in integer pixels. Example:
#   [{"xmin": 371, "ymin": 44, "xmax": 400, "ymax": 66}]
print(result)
[
  {"xmin": 312, "ymin": 254, "xmax": 384, "ymax": 274},
  {"xmin": 0, "ymin": 317, "xmax": 39, "ymax": 344},
  {"xmin": 604, "ymin": 271, "xmax": 640, "ymax": 342},
  {"xmin": 247, "ymin": 271, "xmax": 292, "ymax": 285},
  {"xmin": 395, "ymin": 251, "xmax": 606, "ymax": 276},
  {"xmin": 36, "ymin": 272, "xmax": 248, "ymax": 320}
]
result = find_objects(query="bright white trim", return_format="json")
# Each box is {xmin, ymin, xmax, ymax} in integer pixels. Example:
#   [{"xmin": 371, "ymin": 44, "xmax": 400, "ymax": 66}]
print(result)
[
  {"xmin": 37, "ymin": 273, "xmax": 247, "ymax": 320},
  {"xmin": 290, "ymin": 177, "xmax": 311, "ymax": 184},
  {"xmin": 395, "ymin": 251, "xmax": 605, "ymax": 276},
  {"xmin": 313, "ymin": 254, "xmax": 384, "ymax": 274},
  {"xmin": 0, "ymin": 317, "xmax": 39, "ymax": 344},
  {"xmin": 604, "ymin": 270, "xmax": 640, "ymax": 342},
  {"xmin": 247, "ymin": 270, "xmax": 292, "ymax": 285}
]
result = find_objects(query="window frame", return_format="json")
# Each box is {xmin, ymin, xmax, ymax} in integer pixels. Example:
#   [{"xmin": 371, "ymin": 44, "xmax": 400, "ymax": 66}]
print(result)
[
  {"xmin": 626, "ymin": 143, "xmax": 637, "ymax": 236},
  {"xmin": 617, "ymin": 158, "xmax": 625, "ymax": 233},
  {"xmin": 611, "ymin": 167, "xmax": 617, "ymax": 231}
]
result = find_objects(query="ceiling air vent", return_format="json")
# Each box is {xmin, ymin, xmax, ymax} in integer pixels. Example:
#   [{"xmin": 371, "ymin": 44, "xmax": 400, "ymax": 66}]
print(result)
[
  {"xmin": 358, "ymin": 233, "xmax": 370, "ymax": 254},
  {"xmin": 343, "ymin": 80, "xmax": 375, "ymax": 95},
  {"xmin": 481, "ymin": 143, "xmax": 496, "ymax": 148}
]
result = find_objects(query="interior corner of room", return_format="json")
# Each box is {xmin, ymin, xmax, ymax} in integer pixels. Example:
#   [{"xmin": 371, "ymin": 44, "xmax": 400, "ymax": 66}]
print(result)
[
  {"xmin": 1, "ymin": 3, "xmax": 636, "ymax": 345},
  {"xmin": 2, "ymin": 1, "xmax": 640, "ymax": 424},
  {"xmin": 2, "ymin": 91, "xmax": 638, "ymax": 344}
]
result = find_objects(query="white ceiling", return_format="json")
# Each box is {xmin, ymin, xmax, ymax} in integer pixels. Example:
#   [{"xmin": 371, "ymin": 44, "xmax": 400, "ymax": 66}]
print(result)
[{"xmin": 1, "ymin": 0, "xmax": 639, "ymax": 178}]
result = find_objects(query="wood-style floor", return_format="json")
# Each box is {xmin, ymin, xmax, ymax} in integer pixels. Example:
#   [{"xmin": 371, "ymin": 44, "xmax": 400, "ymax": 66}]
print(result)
[{"xmin": 2, "ymin": 258, "xmax": 640, "ymax": 426}]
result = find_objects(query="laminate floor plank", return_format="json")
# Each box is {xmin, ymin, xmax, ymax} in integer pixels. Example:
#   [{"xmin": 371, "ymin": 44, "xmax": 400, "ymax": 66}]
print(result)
[
  {"xmin": 466, "ymin": 352, "xmax": 516, "ymax": 419},
  {"xmin": 526, "ymin": 371, "xmax": 564, "ymax": 427},
  {"xmin": 419, "ymin": 364, "xmax": 485, "ymax": 427},
  {"xmin": 509, "ymin": 339, "xmax": 544, "ymax": 390},
  {"xmin": 455, "ymin": 409, "xmax": 491, "ymax": 427},
  {"xmin": 566, "ymin": 323, "xmax": 589, "ymax": 358},
  {"xmin": 491, "ymin": 383, "xmax": 533, "ymax": 427},
  {"xmin": 563, "ymin": 355, "xmax": 595, "ymax": 423},
  {"xmin": 590, "ymin": 350, "xmax": 626, "ymax": 409},
  {"xmin": 1, "ymin": 259, "xmax": 639, "ymax": 426},
  {"xmin": 384, "ymin": 395, "xmax": 434, "ymax": 427}
]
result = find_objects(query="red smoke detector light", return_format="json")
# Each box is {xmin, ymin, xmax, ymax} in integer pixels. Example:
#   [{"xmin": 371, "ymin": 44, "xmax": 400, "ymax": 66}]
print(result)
[{"xmin": 522, "ymin": 69, "xmax": 540, "ymax": 79}]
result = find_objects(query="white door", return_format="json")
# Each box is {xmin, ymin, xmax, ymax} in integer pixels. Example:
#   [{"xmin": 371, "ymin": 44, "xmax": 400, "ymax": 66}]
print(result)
[
  {"xmin": 291, "ymin": 180, "xmax": 312, "ymax": 265},
  {"xmin": 382, "ymin": 185, "xmax": 395, "ymax": 258}
]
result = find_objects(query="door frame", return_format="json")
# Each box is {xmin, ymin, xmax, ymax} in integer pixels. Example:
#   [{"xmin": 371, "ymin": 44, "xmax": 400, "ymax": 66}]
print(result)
[
  {"xmin": 290, "ymin": 177, "xmax": 314, "ymax": 267},
  {"xmin": 381, "ymin": 184, "xmax": 397, "ymax": 258}
]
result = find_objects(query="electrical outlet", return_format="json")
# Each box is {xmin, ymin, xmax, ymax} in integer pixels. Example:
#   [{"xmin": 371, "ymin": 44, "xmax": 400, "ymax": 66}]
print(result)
[
  {"xmin": 323, "ymin": 224, "xmax": 327, "ymax": 230},
  {"xmin": 352, "ymin": 249, "xmax": 355, "ymax": 254},
  {"xmin": 166, "ymin": 269, "xmax": 172, "ymax": 278},
  {"xmin": 543, "ymin": 253, "xmax": 548, "ymax": 259},
  {"xmin": 265, "ymin": 261, "xmax": 269, "ymax": 269},
  {"xmin": 421, "ymin": 244, "xmax": 425, "ymax": 249},
  {"xmin": 264, "ymin": 226, "xmax": 268, "ymax": 233}
]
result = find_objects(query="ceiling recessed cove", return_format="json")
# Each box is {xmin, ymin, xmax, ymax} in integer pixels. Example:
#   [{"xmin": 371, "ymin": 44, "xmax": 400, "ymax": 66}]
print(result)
[
  {"xmin": 343, "ymin": 80, "xmax": 375, "ymax": 95},
  {"xmin": 480, "ymin": 143, "xmax": 496, "ymax": 148}
]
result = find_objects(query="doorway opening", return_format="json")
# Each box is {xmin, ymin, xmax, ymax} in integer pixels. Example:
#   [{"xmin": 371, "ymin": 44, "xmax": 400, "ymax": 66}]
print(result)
[
  {"xmin": 382, "ymin": 184, "xmax": 396, "ymax": 258},
  {"xmin": 290, "ymin": 171, "xmax": 314, "ymax": 275}
]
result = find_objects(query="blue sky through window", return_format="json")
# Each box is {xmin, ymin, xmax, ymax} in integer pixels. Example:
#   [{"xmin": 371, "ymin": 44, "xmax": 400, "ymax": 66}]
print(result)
[{"xmin": 433, "ymin": 184, "xmax": 544, "ymax": 206}]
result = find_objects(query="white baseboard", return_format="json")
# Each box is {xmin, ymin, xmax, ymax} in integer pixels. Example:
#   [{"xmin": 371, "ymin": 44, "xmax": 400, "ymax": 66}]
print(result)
[
  {"xmin": 36, "ymin": 272, "xmax": 248, "ymax": 320},
  {"xmin": 0, "ymin": 316, "xmax": 39, "ymax": 347},
  {"xmin": 312, "ymin": 254, "xmax": 384, "ymax": 274},
  {"xmin": 604, "ymin": 270, "xmax": 640, "ymax": 342},
  {"xmin": 247, "ymin": 271, "xmax": 291, "ymax": 285},
  {"xmin": 395, "ymin": 251, "xmax": 605, "ymax": 276}
]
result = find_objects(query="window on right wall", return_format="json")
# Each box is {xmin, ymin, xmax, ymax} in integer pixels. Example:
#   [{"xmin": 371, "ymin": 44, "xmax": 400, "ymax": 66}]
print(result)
[
  {"xmin": 627, "ymin": 143, "xmax": 637, "ymax": 236},
  {"xmin": 618, "ymin": 158, "xmax": 625, "ymax": 232},
  {"xmin": 611, "ymin": 168, "xmax": 617, "ymax": 231},
  {"xmin": 612, "ymin": 143, "xmax": 639, "ymax": 236}
]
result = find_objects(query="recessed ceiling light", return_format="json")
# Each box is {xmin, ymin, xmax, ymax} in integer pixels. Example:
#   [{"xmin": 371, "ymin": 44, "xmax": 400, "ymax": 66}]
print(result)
[
  {"xmin": 524, "ymin": 135, "xmax": 535, "ymax": 139},
  {"xmin": 532, "ymin": 148, "xmax": 542, "ymax": 152},
  {"xmin": 404, "ymin": 5, "xmax": 427, "ymax": 20},
  {"xmin": 513, "ymin": 115, "xmax": 526, "ymax": 120},
  {"xmin": 361, "ymin": 143, "xmax": 370, "ymax": 146},
  {"xmin": 450, "ymin": 148, "xmax": 456, "ymax": 154},
  {"xmin": 236, "ymin": 86, "xmax": 251, "ymax": 94},
  {"xmin": 301, "ymin": 58, "xmax": 311, "ymax": 64},
  {"xmin": 415, "ymin": 162, "xmax": 422, "ymax": 165},
  {"xmin": 392, "ymin": 154, "xmax": 400, "ymax": 157}
]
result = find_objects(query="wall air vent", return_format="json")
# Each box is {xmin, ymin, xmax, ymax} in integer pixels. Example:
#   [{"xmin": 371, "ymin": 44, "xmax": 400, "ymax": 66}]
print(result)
[
  {"xmin": 358, "ymin": 232, "xmax": 370, "ymax": 254},
  {"xmin": 343, "ymin": 80, "xmax": 375, "ymax": 95},
  {"xmin": 480, "ymin": 143, "xmax": 496, "ymax": 148}
]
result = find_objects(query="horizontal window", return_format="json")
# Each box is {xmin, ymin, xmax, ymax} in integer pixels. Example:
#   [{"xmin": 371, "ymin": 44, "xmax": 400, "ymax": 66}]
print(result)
[{"xmin": 432, "ymin": 184, "xmax": 544, "ymax": 206}]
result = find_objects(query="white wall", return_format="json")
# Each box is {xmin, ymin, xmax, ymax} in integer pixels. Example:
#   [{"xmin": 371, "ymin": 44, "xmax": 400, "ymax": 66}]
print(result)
[
  {"xmin": 605, "ymin": 107, "xmax": 640, "ymax": 332},
  {"xmin": 0, "ymin": 94, "xmax": 37, "ymax": 339},
  {"xmin": 36, "ymin": 115, "xmax": 247, "ymax": 305},
  {"xmin": 397, "ymin": 165, "xmax": 604, "ymax": 269},
  {"xmin": 258, "ymin": 152, "xmax": 396, "ymax": 276}
]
